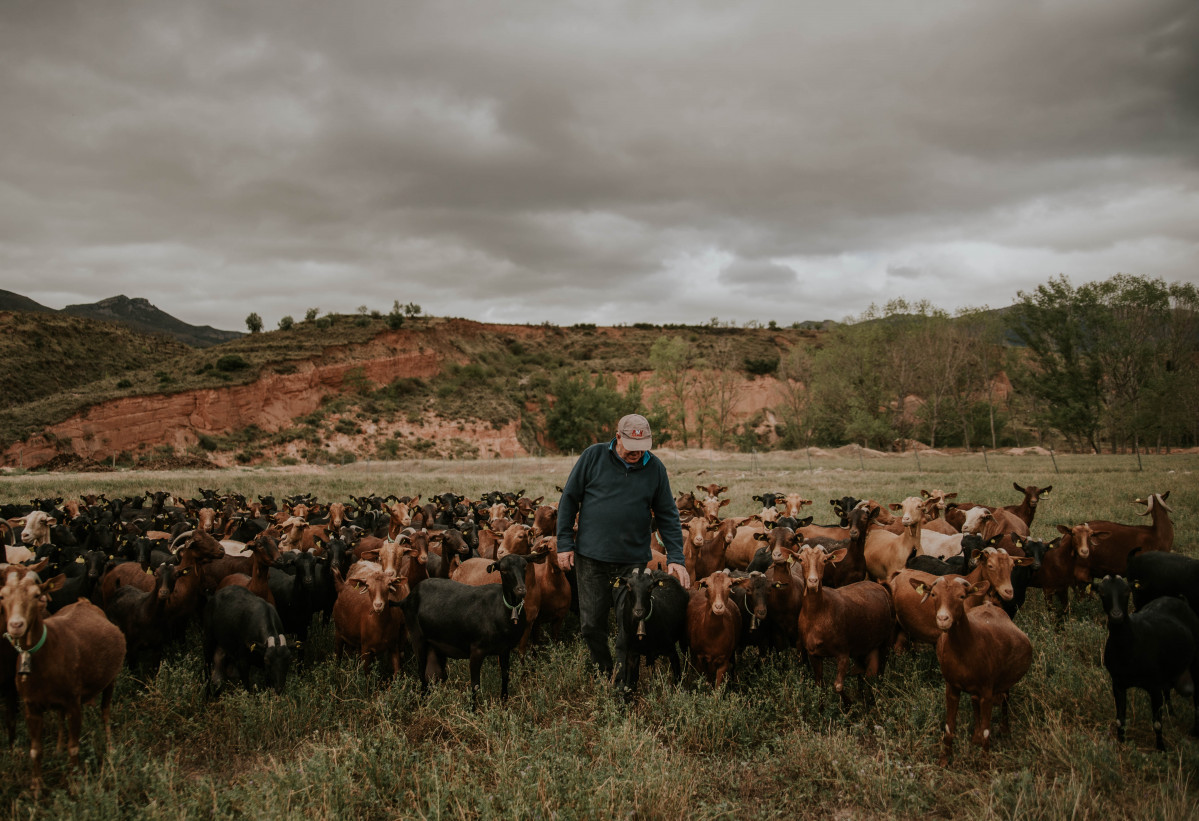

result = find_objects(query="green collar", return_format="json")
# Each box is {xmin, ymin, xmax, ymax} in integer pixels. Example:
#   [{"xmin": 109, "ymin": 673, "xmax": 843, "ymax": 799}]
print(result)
[{"xmin": 6, "ymin": 624, "xmax": 47, "ymax": 656}]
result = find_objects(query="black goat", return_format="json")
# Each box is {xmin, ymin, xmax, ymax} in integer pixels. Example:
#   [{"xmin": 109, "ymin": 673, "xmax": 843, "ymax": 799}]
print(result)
[
  {"xmin": 203, "ymin": 585, "xmax": 292, "ymax": 697},
  {"xmin": 402, "ymin": 552, "xmax": 546, "ymax": 708},
  {"xmin": 612, "ymin": 567, "xmax": 690, "ymax": 694},
  {"xmin": 1093, "ymin": 575, "xmax": 1199, "ymax": 750},
  {"xmin": 1127, "ymin": 552, "xmax": 1199, "ymax": 621}
]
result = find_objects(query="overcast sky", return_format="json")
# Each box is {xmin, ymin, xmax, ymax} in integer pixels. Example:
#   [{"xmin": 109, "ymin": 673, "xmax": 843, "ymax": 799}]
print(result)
[{"xmin": 2, "ymin": 1, "xmax": 1196, "ymax": 331}]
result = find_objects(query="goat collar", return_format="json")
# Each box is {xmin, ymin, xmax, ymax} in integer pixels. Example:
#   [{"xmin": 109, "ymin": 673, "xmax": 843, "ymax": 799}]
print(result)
[
  {"xmin": 503, "ymin": 591, "xmax": 525, "ymax": 622},
  {"xmin": 5, "ymin": 625, "xmax": 48, "ymax": 676},
  {"xmin": 635, "ymin": 597, "xmax": 656, "ymax": 637}
]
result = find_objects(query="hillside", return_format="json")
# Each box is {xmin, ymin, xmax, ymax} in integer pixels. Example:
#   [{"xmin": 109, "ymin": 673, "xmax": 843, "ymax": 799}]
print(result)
[{"xmin": 0, "ymin": 314, "xmax": 811, "ymax": 469}]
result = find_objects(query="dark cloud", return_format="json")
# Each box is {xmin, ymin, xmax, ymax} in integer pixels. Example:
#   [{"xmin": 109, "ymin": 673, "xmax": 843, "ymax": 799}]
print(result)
[{"xmin": 2, "ymin": 1, "xmax": 1197, "ymax": 330}]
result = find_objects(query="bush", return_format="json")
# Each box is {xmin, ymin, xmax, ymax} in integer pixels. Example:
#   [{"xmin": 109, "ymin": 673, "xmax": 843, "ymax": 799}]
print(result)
[
  {"xmin": 245, "ymin": 312, "xmax": 263, "ymax": 334},
  {"xmin": 116, "ymin": 378, "xmax": 133, "ymax": 389},
  {"xmin": 216, "ymin": 354, "xmax": 250, "ymax": 372},
  {"xmin": 743, "ymin": 356, "xmax": 778, "ymax": 376},
  {"xmin": 278, "ymin": 315, "xmax": 294, "ymax": 331}
]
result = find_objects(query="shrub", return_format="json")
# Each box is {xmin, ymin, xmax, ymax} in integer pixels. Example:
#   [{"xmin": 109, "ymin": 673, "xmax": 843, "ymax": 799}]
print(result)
[
  {"xmin": 116, "ymin": 378, "xmax": 133, "ymax": 389},
  {"xmin": 278, "ymin": 315, "xmax": 294, "ymax": 331},
  {"xmin": 216, "ymin": 354, "xmax": 250, "ymax": 372},
  {"xmin": 743, "ymin": 356, "xmax": 778, "ymax": 376},
  {"xmin": 245, "ymin": 312, "xmax": 263, "ymax": 333}
]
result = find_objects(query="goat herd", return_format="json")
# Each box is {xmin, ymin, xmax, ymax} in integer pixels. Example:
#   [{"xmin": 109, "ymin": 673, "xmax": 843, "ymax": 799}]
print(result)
[{"xmin": 1, "ymin": 482, "xmax": 1197, "ymax": 796}]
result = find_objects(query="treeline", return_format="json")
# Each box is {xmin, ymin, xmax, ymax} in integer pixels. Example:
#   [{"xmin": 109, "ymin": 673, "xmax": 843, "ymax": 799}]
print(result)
[{"xmin": 545, "ymin": 274, "xmax": 1199, "ymax": 454}]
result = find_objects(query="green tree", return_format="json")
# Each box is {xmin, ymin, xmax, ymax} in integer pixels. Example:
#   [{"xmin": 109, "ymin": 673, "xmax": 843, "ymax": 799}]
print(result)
[
  {"xmin": 387, "ymin": 300, "xmax": 405, "ymax": 330},
  {"xmin": 245, "ymin": 312, "xmax": 263, "ymax": 334},
  {"xmin": 545, "ymin": 373, "xmax": 641, "ymax": 453},
  {"xmin": 304, "ymin": 306, "xmax": 320, "ymax": 322},
  {"xmin": 277, "ymin": 315, "xmax": 294, "ymax": 331}
]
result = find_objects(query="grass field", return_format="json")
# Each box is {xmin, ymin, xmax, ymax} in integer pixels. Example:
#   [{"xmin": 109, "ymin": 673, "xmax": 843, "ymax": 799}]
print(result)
[{"xmin": 1, "ymin": 451, "xmax": 1196, "ymax": 819}]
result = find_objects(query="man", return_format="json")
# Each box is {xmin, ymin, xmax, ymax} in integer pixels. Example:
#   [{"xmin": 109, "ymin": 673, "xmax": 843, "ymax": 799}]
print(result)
[{"xmin": 556, "ymin": 413, "xmax": 690, "ymax": 675}]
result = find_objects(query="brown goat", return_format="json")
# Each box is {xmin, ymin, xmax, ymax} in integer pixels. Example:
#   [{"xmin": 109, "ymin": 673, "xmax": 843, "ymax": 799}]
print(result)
[
  {"xmin": 1071, "ymin": 492, "xmax": 1174, "ymax": 581},
  {"xmin": 1, "ymin": 571, "xmax": 126, "ymax": 795},
  {"xmin": 909, "ymin": 576, "xmax": 1032, "ymax": 764},
  {"xmin": 332, "ymin": 562, "xmax": 410, "ymax": 680},
  {"xmin": 686, "ymin": 570, "xmax": 744, "ymax": 686},
  {"xmin": 793, "ymin": 546, "xmax": 894, "ymax": 708}
]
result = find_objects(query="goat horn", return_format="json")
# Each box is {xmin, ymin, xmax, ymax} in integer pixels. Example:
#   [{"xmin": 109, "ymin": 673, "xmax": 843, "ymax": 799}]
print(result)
[{"xmin": 170, "ymin": 530, "xmax": 195, "ymax": 553}]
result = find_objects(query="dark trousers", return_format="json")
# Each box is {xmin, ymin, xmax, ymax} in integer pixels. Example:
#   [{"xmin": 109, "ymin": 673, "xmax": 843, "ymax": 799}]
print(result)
[{"xmin": 575, "ymin": 554, "xmax": 640, "ymax": 675}]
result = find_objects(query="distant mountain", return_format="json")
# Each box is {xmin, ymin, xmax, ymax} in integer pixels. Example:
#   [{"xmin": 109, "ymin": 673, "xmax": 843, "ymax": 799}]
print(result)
[
  {"xmin": 0, "ymin": 291, "xmax": 243, "ymax": 348},
  {"xmin": 0, "ymin": 289, "xmax": 55, "ymax": 314}
]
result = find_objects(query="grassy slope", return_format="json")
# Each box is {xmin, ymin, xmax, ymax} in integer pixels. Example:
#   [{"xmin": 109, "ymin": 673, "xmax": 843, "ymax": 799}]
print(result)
[
  {"xmin": 0, "ymin": 312, "xmax": 191, "ymax": 412},
  {"xmin": 0, "ymin": 453, "xmax": 1196, "ymax": 818}
]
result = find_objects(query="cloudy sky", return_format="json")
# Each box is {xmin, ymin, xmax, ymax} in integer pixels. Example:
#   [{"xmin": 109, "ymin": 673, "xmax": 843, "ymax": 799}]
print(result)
[{"xmin": 2, "ymin": 1, "xmax": 1196, "ymax": 331}]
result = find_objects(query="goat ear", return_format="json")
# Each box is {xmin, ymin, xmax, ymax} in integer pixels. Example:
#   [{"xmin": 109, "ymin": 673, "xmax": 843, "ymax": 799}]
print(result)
[
  {"xmin": 986, "ymin": 534, "xmax": 1003, "ymax": 548},
  {"xmin": 970, "ymin": 548, "xmax": 982, "ymax": 565},
  {"xmin": 719, "ymin": 499, "xmax": 730, "ymax": 508},
  {"xmin": 799, "ymin": 516, "xmax": 813, "ymax": 527},
  {"xmin": 753, "ymin": 531, "xmax": 769, "ymax": 542},
  {"xmin": 612, "ymin": 577, "xmax": 625, "ymax": 588},
  {"xmin": 1012, "ymin": 535, "xmax": 1025, "ymax": 550},
  {"xmin": 41, "ymin": 573, "xmax": 67, "ymax": 594},
  {"xmin": 1013, "ymin": 556, "xmax": 1034, "ymax": 566},
  {"xmin": 889, "ymin": 503, "xmax": 902, "ymax": 511},
  {"xmin": 1056, "ymin": 524, "xmax": 1071, "ymax": 535},
  {"xmin": 1013, "ymin": 483, "xmax": 1025, "ymax": 493},
  {"xmin": 968, "ymin": 580, "xmax": 991, "ymax": 598},
  {"xmin": 921, "ymin": 489, "xmax": 932, "ymax": 499},
  {"xmin": 1041, "ymin": 487, "xmax": 1052, "ymax": 496},
  {"xmin": 486, "ymin": 562, "xmax": 498, "ymax": 574},
  {"xmin": 828, "ymin": 548, "xmax": 848, "ymax": 564}
]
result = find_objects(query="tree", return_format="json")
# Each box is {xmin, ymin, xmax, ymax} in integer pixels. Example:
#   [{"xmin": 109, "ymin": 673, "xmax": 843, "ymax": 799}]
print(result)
[
  {"xmin": 277, "ymin": 315, "xmax": 294, "ymax": 331},
  {"xmin": 245, "ymin": 312, "xmax": 263, "ymax": 334},
  {"xmin": 1008, "ymin": 274, "xmax": 1199, "ymax": 453},
  {"xmin": 386, "ymin": 300, "xmax": 405, "ymax": 330},
  {"xmin": 649, "ymin": 336, "xmax": 699, "ymax": 447},
  {"xmin": 403, "ymin": 302, "xmax": 422, "ymax": 317},
  {"xmin": 701, "ymin": 339, "xmax": 742, "ymax": 450},
  {"xmin": 775, "ymin": 344, "xmax": 813, "ymax": 448},
  {"xmin": 1008, "ymin": 276, "xmax": 1107, "ymax": 452},
  {"xmin": 304, "ymin": 306, "xmax": 320, "ymax": 322},
  {"xmin": 545, "ymin": 373, "xmax": 641, "ymax": 453}
]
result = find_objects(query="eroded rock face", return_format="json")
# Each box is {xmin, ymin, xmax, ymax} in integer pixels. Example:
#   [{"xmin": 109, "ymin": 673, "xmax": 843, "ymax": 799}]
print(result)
[{"xmin": 3, "ymin": 348, "xmax": 446, "ymax": 468}]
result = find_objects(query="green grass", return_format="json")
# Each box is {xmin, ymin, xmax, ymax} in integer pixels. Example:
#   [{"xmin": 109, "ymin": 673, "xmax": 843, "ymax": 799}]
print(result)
[{"xmin": 0, "ymin": 454, "xmax": 1196, "ymax": 818}]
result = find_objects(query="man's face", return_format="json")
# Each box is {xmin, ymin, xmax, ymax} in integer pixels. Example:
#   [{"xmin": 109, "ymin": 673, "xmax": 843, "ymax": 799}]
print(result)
[{"xmin": 614, "ymin": 439, "xmax": 645, "ymax": 465}]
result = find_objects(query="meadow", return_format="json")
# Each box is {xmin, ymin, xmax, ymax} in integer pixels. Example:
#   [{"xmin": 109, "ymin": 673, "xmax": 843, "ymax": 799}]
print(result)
[{"xmin": 1, "ymin": 450, "xmax": 1196, "ymax": 820}]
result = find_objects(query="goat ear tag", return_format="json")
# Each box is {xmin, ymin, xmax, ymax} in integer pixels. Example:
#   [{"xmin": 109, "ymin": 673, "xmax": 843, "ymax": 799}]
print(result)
[
  {"xmin": 250, "ymin": 643, "xmax": 258, "ymax": 652},
  {"xmin": 75, "ymin": 557, "xmax": 85, "ymax": 563},
  {"xmin": 146, "ymin": 568, "xmax": 153, "ymax": 575}
]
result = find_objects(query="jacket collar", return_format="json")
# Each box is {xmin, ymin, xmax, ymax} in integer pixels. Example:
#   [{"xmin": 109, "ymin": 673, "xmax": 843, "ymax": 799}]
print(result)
[{"xmin": 608, "ymin": 438, "xmax": 650, "ymax": 469}]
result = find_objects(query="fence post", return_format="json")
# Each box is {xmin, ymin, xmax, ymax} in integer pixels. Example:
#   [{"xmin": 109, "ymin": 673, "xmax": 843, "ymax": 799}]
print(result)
[
  {"xmin": 914, "ymin": 447, "xmax": 922, "ymax": 473},
  {"xmin": 857, "ymin": 445, "xmax": 865, "ymax": 471},
  {"xmin": 1049, "ymin": 448, "xmax": 1059, "ymax": 474},
  {"xmin": 982, "ymin": 448, "xmax": 990, "ymax": 473},
  {"xmin": 807, "ymin": 447, "xmax": 813, "ymax": 472}
]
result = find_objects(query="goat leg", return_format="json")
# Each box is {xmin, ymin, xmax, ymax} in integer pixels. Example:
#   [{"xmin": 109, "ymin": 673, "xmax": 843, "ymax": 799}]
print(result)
[
  {"xmin": 940, "ymin": 683, "xmax": 960, "ymax": 766},
  {"xmin": 1113, "ymin": 683, "xmax": 1127, "ymax": 743},
  {"xmin": 1150, "ymin": 688, "xmax": 1167, "ymax": 751}
]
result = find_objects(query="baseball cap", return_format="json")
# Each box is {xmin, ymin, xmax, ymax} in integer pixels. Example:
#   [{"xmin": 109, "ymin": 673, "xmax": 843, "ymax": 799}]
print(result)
[{"xmin": 617, "ymin": 414, "xmax": 652, "ymax": 451}]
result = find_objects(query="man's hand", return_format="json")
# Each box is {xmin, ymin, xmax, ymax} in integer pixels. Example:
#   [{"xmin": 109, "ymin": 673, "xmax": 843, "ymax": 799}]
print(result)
[
  {"xmin": 557, "ymin": 550, "xmax": 575, "ymax": 571},
  {"xmin": 667, "ymin": 562, "xmax": 690, "ymax": 589}
]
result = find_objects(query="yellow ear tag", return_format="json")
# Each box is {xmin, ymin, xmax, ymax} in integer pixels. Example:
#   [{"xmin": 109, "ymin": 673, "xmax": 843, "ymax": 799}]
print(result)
[
  {"xmin": 146, "ymin": 568, "xmax": 153, "ymax": 575},
  {"xmin": 75, "ymin": 557, "xmax": 85, "ymax": 564},
  {"xmin": 250, "ymin": 643, "xmax": 258, "ymax": 652},
  {"xmin": 787, "ymin": 556, "xmax": 794, "ymax": 565}
]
